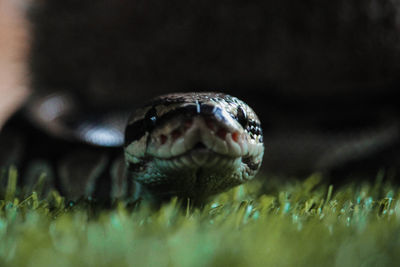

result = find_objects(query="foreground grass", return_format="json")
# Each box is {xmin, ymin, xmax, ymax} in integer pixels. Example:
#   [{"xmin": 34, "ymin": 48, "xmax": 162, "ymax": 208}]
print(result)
[{"xmin": 1, "ymin": 169, "xmax": 400, "ymax": 267}]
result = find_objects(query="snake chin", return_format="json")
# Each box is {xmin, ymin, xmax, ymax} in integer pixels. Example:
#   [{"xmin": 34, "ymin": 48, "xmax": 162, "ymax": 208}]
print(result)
[{"xmin": 136, "ymin": 149, "xmax": 244, "ymax": 199}]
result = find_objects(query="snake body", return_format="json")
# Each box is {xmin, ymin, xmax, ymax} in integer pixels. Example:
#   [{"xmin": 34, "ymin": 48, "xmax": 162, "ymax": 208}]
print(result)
[{"xmin": 21, "ymin": 91, "xmax": 264, "ymax": 202}]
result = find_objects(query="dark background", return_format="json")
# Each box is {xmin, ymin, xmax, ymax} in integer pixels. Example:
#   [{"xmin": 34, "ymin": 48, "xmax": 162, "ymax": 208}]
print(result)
[
  {"xmin": 8, "ymin": 0, "xmax": 400, "ymax": 179},
  {"xmin": 30, "ymin": 0, "xmax": 400, "ymax": 104}
]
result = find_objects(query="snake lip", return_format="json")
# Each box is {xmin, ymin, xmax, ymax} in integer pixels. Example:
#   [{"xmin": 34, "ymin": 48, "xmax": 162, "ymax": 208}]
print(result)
[
  {"xmin": 145, "ymin": 114, "xmax": 246, "ymax": 159},
  {"xmin": 152, "ymin": 140, "xmax": 241, "ymax": 169},
  {"xmin": 153, "ymin": 150, "xmax": 240, "ymax": 170},
  {"xmin": 156, "ymin": 142, "xmax": 239, "ymax": 161}
]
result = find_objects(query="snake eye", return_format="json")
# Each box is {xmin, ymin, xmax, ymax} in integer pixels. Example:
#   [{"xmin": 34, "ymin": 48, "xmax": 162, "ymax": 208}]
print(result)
[
  {"xmin": 237, "ymin": 106, "xmax": 248, "ymax": 128},
  {"xmin": 145, "ymin": 107, "xmax": 157, "ymax": 126}
]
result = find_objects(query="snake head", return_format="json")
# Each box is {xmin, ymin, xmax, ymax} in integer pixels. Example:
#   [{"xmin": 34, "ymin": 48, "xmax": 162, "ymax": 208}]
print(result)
[{"xmin": 124, "ymin": 92, "xmax": 264, "ymax": 200}]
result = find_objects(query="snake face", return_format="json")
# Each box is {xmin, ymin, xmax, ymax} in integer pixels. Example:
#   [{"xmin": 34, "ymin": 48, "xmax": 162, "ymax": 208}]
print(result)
[{"xmin": 124, "ymin": 92, "xmax": 264, "ymax": 199}]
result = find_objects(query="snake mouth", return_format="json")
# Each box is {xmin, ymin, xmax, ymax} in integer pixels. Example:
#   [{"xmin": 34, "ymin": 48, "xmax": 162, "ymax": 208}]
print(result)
[
  {"xmin": 125, "ymin": 115, "xmax": 263, "ymax": 172},
  {"xmin": 146, "ymin": 115, "xmax": 249, "ymax": 159},
  {"xmin": 153, "ymin": 147, "xmax": 241, "ymax": 171},
  {"xmin": 155, "ymin": 141, "xmax": 240, "ymax": 167}
]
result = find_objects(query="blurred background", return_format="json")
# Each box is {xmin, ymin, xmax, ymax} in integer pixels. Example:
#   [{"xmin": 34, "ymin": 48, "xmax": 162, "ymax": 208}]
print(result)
[{"xmin": 1, "ymin": 0, "xmax": 400, "ymax": 180}]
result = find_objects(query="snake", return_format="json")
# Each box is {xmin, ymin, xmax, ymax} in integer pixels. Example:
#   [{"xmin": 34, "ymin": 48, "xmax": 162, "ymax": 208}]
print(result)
[
  {"xmin": 5, "ymin": 87, "xmax": 400, "ymax": 204},
  {"xmin": 21, "ymin": 91, "xmax": 264, "ymax": 202}
]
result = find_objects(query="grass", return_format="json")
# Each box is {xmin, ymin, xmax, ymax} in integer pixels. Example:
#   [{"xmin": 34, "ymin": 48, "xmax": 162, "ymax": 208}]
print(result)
[{"xmin": 0, "ymin": 167, "xmax": 400, "ymax": 267}]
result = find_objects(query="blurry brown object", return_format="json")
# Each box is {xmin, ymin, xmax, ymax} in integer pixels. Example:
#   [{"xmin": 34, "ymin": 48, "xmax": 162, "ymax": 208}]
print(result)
[{"xmin": 0, "ymin": 0, "xmax": 30, "ymax": 128}]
